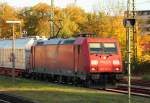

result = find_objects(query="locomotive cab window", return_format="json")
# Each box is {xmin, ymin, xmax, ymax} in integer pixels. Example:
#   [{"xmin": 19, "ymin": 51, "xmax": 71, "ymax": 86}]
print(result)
[
  {"xmin": 103, "ymin": 43, "xmax": 117, "ymax": 54},
  {"xmin": 89, "ymin": 43, "xmax": 103, "ymax": 54},
  {"xmin": 89, "ymin": 42, "xmax": 117, "ymax": 54}
]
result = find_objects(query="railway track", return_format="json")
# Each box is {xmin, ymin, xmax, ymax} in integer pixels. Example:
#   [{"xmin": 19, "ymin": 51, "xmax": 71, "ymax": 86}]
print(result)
[
  {"xmin": 0, "ymin": 93, "xmax": 37, "ymax": 103},
  {"xmin": 45, "ymin": 81, "xmax": 150, "ymax": 98},
  {"xmin": 0, "ymin": 99, "xmax": 11, "ymax": 103},
  {"xmin": 23, "ymin": 77, "xmax": 150, "ymax": 98},
  {"xmin": 104, "ymin": 83, "xmax": 150, "ymax": 98}
]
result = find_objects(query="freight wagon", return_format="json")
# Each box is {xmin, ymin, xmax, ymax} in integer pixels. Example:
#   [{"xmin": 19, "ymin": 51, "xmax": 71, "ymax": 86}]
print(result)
[{"xmin": 0, "ymin": 38, "xmax": 37, "ymax": 76}]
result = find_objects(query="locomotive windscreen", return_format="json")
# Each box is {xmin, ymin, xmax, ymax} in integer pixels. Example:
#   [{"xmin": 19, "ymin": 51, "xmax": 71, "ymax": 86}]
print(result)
[{"xmin": 89, "ymin": 42, "xmax": 117, "ymax": 54}]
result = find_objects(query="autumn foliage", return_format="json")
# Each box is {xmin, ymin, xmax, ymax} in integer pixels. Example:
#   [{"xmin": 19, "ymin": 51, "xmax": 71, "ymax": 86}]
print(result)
[{"xmin": 0, "ymin": 3, "xmax": 149, "ymax": 66}]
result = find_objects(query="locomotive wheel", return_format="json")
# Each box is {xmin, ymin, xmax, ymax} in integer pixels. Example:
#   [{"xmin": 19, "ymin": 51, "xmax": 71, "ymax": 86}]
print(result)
[
  {"xmin": 87, "ymin": 80, "xmax": 92, "ymax": 87},
  {"xmin": 73, "ymin": 77, "xmax": 78, "ymax": 86}
]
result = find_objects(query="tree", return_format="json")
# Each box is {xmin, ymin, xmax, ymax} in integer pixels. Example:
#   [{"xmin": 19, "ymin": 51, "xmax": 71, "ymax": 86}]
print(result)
[
  {"xmin": 61, "ymin": 5, "xmax": 87, "ymax": 37},
  {"xmin": 0, "ymin": 3, "xmax": 19, "ymax": 38},
  {"xmin": 60, "ymin": 14, "xmax": 78, "ymax": 37},
  {"xmin": 19, "ymin": 3, "xmax": 51, "ymax": 37}
]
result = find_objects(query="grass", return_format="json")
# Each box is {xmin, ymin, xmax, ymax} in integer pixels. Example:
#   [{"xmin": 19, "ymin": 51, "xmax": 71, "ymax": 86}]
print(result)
[
  {"xmin": 142, "ymin": 75, "xmax": 150, "ymax": 81},
  {"xmin": 0, "ymin": 75, "xmax": 150, "ymax": 103}
]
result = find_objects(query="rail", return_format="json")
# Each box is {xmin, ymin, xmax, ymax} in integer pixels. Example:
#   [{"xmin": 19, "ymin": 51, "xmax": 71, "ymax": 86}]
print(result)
[{"xmin": 103, "ymin": 83, "xmax": 150, "ymax": 98}]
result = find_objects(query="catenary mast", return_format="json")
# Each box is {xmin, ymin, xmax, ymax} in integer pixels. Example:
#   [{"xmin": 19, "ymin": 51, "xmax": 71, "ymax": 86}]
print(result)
[{"xmin": 50, "ymin": 0, "xmax": 55, "ymax": 37}]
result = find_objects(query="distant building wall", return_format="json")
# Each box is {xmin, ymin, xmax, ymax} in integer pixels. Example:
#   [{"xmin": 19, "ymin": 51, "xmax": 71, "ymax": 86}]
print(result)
[{"xmin": 135, "ymin": 10, "xmax": 150, "ymax": 35}]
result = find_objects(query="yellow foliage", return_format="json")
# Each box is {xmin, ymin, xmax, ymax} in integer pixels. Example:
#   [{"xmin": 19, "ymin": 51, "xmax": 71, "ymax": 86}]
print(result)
[
  {"xmin": 32, "ymin": 3, "xmax": 51, "ymax": 13},
  {"xmin": 136, "ymin": 35, "xmax": 143, "ymax": 62},
  {"xmin": 64, "ymin": 5, "xmax": 87, "ymax": 25},
  {"xmin": 0, "ymin": 3, "xmax": 148, "ymax": 64},
  {"xmin": 0, "ymin": 4, "xmax": 19, "ymax": 38},
  {"xmin": 141, "ymin": 55, "xmax": 150, "ymax": 62}
]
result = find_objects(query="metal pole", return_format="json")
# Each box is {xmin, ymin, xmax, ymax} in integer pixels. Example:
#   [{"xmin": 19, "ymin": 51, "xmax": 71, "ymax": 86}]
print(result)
[
  {"xmin": 6, "ymin": 20, "xmax": 20, "ymax": 83},
  {"xmin": 132, "ymin": 0, "xmax": 137, "ymax": 69},
  {"xmin": 20, "ymin": 23, "xmax": 22, "ymax": 36},
  {"xmin": 12, "ymin": 24, "xmax": 15, "ymax": 83},
  {"xmin": 0, "ymin": 4, "xmax": 4, "ymax": 37},
  {"xmin": 132, "ymin": 0, "xmax": 135, "ymax": 68},
  {"xmin": 74, "ymin": 0, "xmax": 77, "ymax": 4},
  {"xmin": 50, "ymin": 0, "xmax": 54, "ymax": 37},
  {"xmin": 127, "ymin": 0, "xmax": 131, "ymax": 103},
  {"xmin": 128, "ymin": 27, "xmax": 131, "ymax": 103}
]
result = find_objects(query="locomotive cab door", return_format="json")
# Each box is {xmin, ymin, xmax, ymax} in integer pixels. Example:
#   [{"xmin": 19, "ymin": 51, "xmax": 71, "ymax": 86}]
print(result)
[{"xmin": 74, "ymin": 45, "xmax": 80, "ymax": 75}]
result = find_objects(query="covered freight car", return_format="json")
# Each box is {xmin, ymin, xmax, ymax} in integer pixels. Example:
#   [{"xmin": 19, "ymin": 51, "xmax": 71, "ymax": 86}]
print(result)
[{"xmin": 0, "ymin": 38, "xmax": 37, "ymax": 76}]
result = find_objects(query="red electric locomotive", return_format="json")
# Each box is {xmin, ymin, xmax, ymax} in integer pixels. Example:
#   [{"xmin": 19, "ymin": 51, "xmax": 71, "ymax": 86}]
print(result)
[{"xmin": 28, "ymin": 34, "xmax": 123, "ymax": 87}]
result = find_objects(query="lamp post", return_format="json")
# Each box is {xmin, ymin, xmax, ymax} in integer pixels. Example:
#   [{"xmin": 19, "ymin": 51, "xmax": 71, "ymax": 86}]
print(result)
[{"xmin": 6, "ymin": 20, "xmax": 21, "ymax": 83}]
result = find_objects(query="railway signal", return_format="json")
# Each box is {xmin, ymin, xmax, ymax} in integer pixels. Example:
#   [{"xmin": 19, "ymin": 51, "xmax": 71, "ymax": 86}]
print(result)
[
  {"xmin": 123, "ymin": 0, "xmax": 136, "ymax": 103},
  {"xmin": 123, "ymin": 19, "xmax": 135, "ymax": 28}
]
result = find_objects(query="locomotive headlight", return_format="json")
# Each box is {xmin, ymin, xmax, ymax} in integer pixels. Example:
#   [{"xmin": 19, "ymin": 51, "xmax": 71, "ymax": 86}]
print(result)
[
  {"xmin": 91, "ymin": 60, "xmax": 98, "ymax": 65},
  {"xmin": 113, "ymin": 60, "xmax": 120, "ymax": 65},
  {"xmin": 91, "ymin": 68, "xmax": 96, "ymax": 71},
  {"xmin": 115, "ymin": 68, "xmax": 120, "ymax": 71}
]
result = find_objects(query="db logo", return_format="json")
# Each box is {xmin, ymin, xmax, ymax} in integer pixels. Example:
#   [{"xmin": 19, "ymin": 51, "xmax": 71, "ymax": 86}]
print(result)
[{"xmin": 99, "ymin": 60, "xmax": 111, "ymax": 64}]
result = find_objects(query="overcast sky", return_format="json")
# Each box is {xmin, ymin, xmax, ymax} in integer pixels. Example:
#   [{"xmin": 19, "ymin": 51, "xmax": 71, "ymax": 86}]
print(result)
[{"xmin": 1, "ymin": 0, "xmax": 150, "ymax": 12}]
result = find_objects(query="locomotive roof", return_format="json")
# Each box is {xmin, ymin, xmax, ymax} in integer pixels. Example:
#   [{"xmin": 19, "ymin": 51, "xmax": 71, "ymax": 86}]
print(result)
[
  {"xmin": 40, "ymin": 38, "xmax": 62, "ymax": 44},
  {"xmin": 36, "ymin": 37, "xmax": 117, "ymax": 45},
  {"xmin": 38, "ymin": 38, "xmax": 75, "ymax": 45},
  {"xmin": 0, "ymin": 38, "xmax": 36, "ymax": 50},
  {"xmin": 60, "ymin": 38, "xmax": 75, "ymax": 44}
]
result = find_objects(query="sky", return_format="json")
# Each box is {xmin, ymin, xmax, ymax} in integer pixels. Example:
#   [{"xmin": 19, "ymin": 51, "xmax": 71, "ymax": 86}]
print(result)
[{"xmin": 1, "ymin": 0, "xmax": 150, "ymax": 12}]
